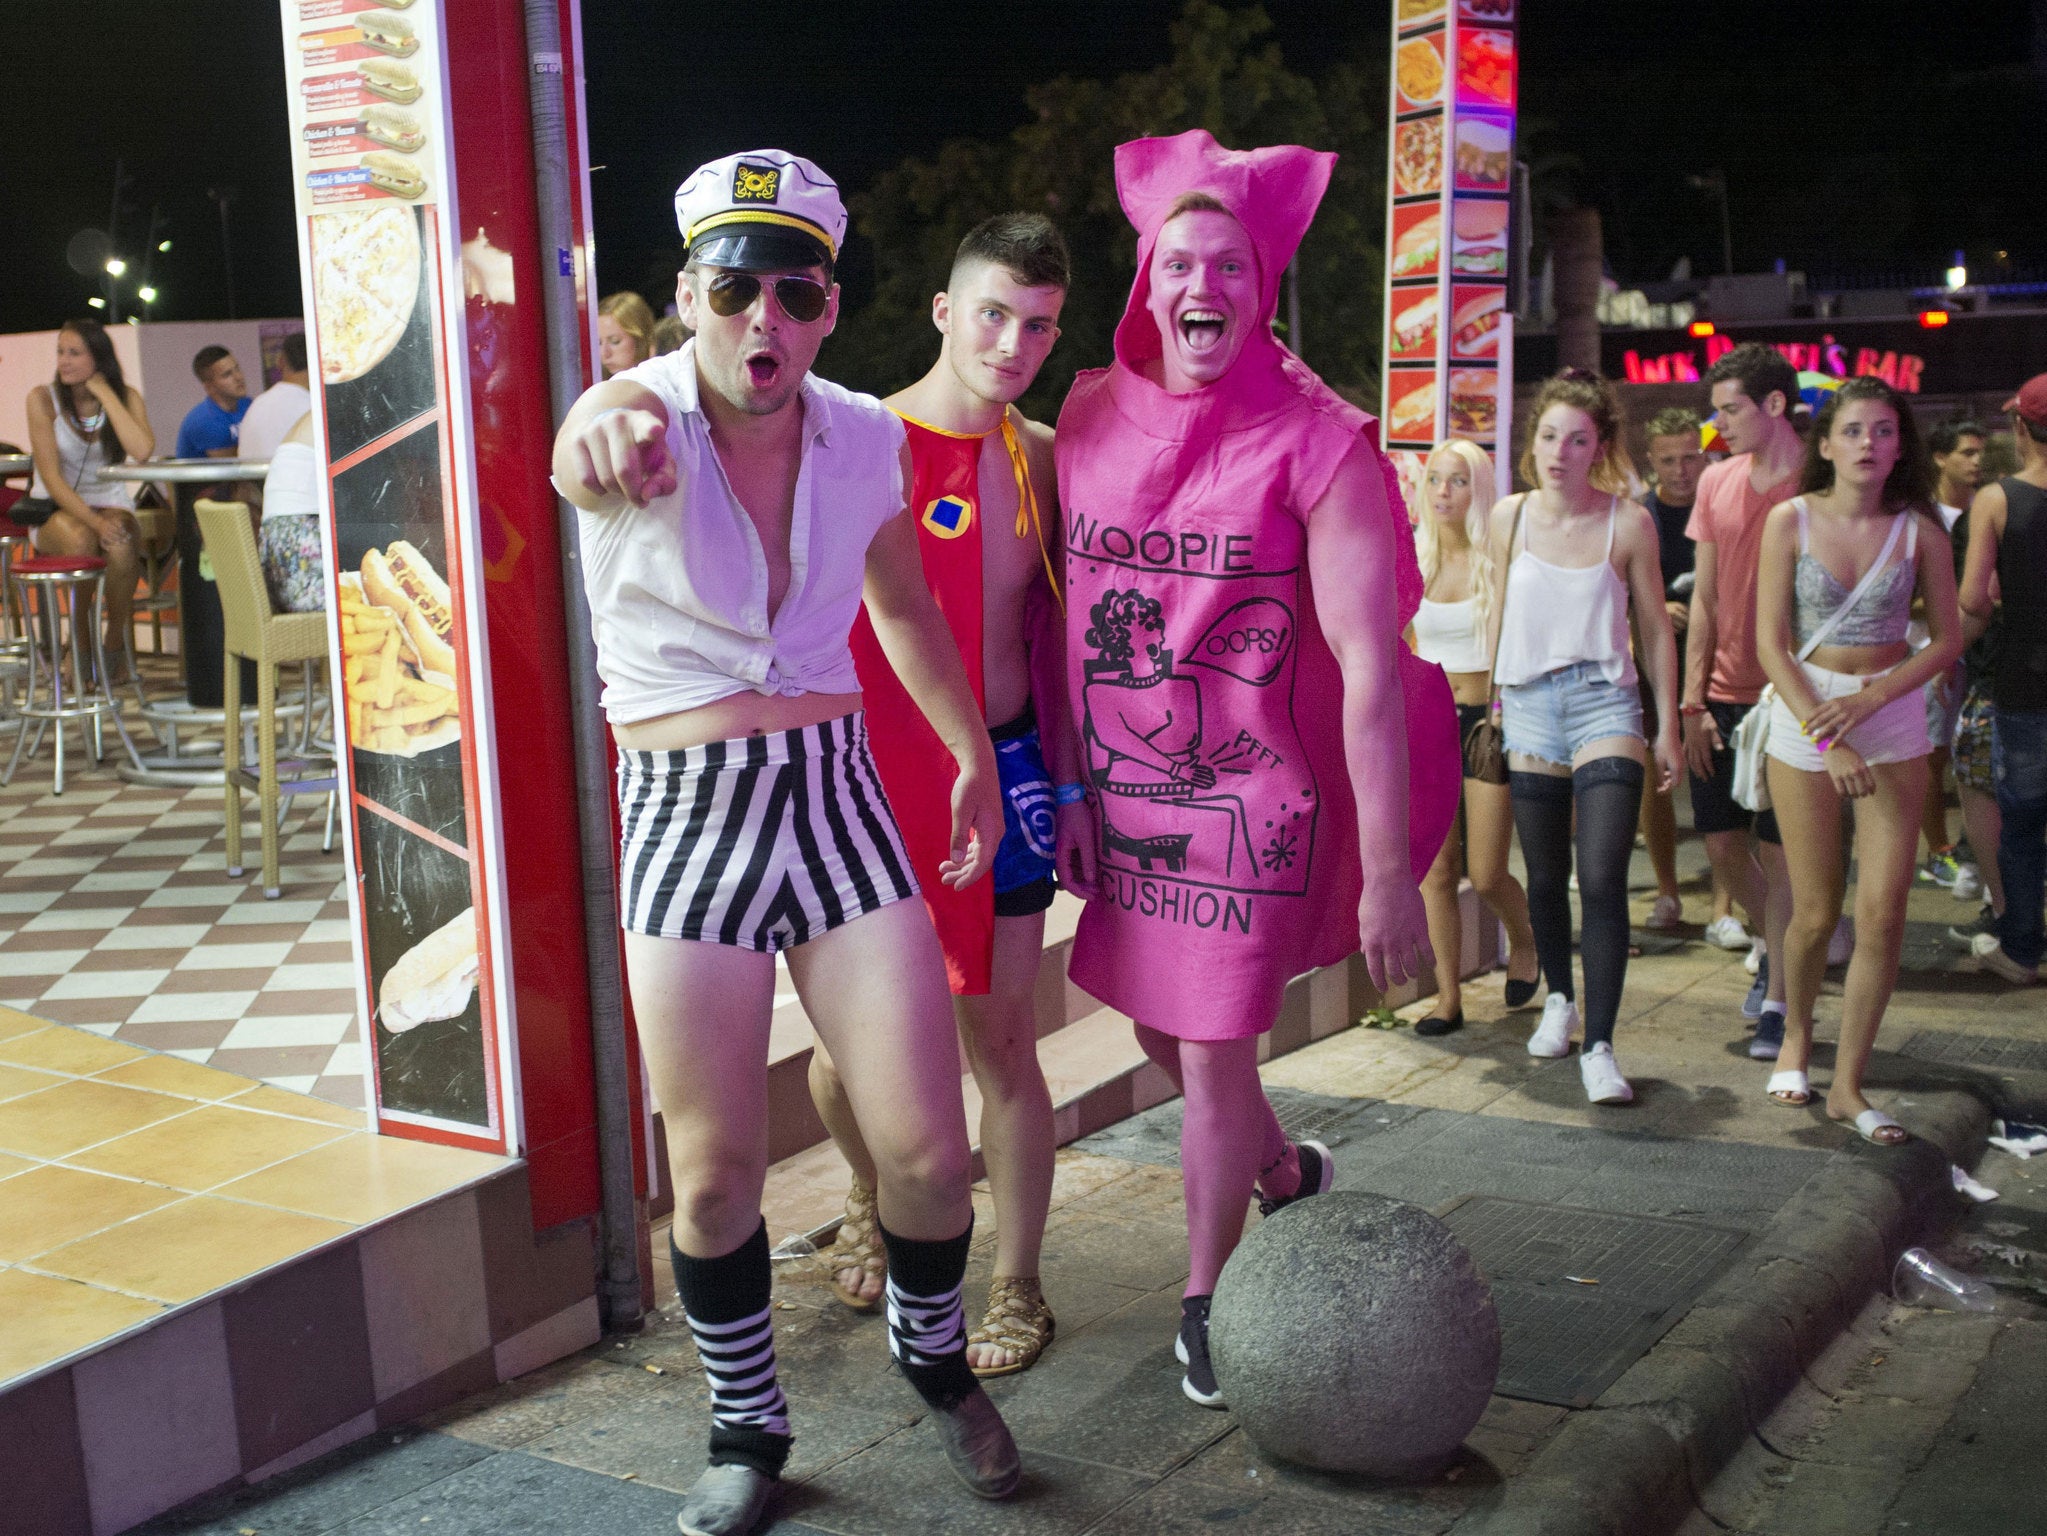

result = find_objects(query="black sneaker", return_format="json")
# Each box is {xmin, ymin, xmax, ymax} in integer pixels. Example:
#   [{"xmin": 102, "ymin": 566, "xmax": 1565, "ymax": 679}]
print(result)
[
  {"xmin": 1742, "ymin": 951, "xmax": 1770, "ymax": 1020},
  {"xmin": 1257, "ymin": 1139, "xmax": 1334, "ymax": 1218},
  {"xmin": 1748, "ymin": 1008, "xmax": 1785, "ymax": 1061},
  {"xmin": 1948, "ymin": 904, "xmax": 1998, "ymax": 947},
  {"xmin": 1176, "ymin": 1294, "xmax": 1226, "ymax": 1408}
]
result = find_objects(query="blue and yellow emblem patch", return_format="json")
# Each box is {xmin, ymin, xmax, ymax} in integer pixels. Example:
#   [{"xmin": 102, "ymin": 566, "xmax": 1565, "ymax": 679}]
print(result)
[
  {"xmin": 732, "ymin": 163, "xmax": 780, "ymax": 202},
  {"xmin": 921, "ymin": 495, "xmax": 974, "ymax": 541}
]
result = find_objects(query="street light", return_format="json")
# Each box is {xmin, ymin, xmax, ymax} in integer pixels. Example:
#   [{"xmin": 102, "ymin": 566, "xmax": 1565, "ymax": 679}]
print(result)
[
  {"xmin": 104, "ymin": 257, "xmax": 127, "ymax": 277},
  {"xmin": 156, "ymin": 240, "xmax": 171, "ymax": 253},
  {"xmin": 1946, "ymin": 249, "xmax": 1967, "ymax": 290},
  {"xmin": 138, "ymin": 285, "xmax": 158, "ymax": 303},
  {"xmin": 87, "ymin": 296, "xmax": 105, "ymax": 309}
]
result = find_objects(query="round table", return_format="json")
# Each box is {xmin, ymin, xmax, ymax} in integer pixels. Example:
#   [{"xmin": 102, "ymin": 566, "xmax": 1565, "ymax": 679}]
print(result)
[
  {"xmin": 97, "ymin": 459, "xmax": 319, "ymax": 787},
  {"xmin": 0, "ymin": 454, "xmax": 32, "ymax": 479}
]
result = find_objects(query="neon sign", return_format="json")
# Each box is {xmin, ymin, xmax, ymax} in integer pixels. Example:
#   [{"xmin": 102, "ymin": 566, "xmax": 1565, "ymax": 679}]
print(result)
[{"xmin": 1622, "ymin": 333, "xmax": 1925, "ymax": 393}]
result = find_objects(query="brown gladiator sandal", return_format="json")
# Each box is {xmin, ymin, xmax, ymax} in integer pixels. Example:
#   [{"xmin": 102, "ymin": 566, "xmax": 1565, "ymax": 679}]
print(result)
[
  {"xmin": 967, "ymin": 1276, "xmax": 1055, "ymax": 1378},
  {"xmin": 827, "ymin": 1179, "xmax": 887, "ymax": 1310}
]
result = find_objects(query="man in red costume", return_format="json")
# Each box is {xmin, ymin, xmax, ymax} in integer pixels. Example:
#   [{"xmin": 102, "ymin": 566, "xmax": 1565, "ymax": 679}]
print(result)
[{"xmin": 810, "ymin": 214, "xmax": 1086, "ymax": 1378}]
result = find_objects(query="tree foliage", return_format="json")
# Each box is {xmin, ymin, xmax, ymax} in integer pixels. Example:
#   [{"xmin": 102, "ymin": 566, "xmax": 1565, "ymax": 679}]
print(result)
[{"xmin": 819, "ymin": 2, "xmax": 1388, "ymax": 421}]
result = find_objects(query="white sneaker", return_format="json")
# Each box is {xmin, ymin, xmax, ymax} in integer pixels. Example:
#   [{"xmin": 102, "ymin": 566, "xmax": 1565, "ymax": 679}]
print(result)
[
  {"xmin": 1527, "ymin": 994, "xmax": 1578, "ymax": 1057},
  {"xmin": 1580, "ymin": 1042, "xmax": 1634, "ymax": 1104},
  {"xmin": 1828, "ymin": 916, "xmax": 1855, "ymax": 968},
  {"xmin": 1745, "ymin": 938, "xmax": 1766, "ymax": 977},
  {"xmin": 1645, "ymin": 894, "xmax": 1683, "ymax": 931},
  {"xmin": 1952, "ymin": 866, "xmax": 1983, "ymax": 901},
  {"xmin": 1970, "ymin": 932, "xmax": 2038, "ymax": 984},
  {"xmin": 1704, "ymin": 915, "xmax": 1749, "ymax": 951}
]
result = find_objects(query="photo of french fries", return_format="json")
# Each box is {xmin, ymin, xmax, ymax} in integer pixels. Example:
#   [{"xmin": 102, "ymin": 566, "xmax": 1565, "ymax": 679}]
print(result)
[{"xmin": 338, "ymin": 554, "xmax": 461, "ymax": 756}]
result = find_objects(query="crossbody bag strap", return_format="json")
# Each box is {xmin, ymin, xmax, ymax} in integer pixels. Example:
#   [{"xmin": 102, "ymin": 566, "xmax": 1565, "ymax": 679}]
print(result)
[{"xmin": 1794, "ymin": 509, "xmax": 1911, "ymax": 663}]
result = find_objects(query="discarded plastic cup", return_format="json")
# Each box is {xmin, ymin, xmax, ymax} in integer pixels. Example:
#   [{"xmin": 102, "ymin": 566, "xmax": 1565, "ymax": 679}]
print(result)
[{"xmin": 1892, "ymin": 1247, "xmax": 1998, "ymax": 1313}]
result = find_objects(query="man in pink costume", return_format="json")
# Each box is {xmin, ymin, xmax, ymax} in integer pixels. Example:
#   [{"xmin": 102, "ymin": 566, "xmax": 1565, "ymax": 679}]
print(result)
[{"xmin": 1054, "ymin": 129, "xmax": 1458, "ymax": 1408}]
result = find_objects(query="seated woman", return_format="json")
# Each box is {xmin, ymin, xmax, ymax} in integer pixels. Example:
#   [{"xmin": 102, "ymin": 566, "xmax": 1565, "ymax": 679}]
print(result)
[
  {"xmin": 25, "ymin": 318, "xmax": 155, "ymax": 672},
  {"xmin": 1755, "ymin": 377, "xmax": 1961, "ymax": 1143},
  {"xmin": 258, "ymin": 413, "xmax": 325, "ymax": 612}
]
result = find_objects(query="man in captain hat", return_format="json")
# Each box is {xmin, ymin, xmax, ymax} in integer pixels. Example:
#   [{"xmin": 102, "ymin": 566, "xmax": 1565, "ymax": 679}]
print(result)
[{"xmin": 551, "ymin": 148, "xmax": 1020, "ymax": 1535}]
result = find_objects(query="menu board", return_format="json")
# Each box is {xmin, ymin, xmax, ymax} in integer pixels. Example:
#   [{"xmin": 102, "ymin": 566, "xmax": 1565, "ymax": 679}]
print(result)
[
  {"xmin": 1383, "ymin": 0, "xmax": 1517, "ymax": 504},
  {"xmin": 279, "ymin": 0, "xmax": 508, "ymax": 1147}
]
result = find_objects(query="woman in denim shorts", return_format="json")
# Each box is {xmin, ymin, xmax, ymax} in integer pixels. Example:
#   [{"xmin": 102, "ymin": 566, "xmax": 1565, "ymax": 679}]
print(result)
[{"xmin": 1487, "ymin": 372, "xmax": 1683, "ymax": 1104}]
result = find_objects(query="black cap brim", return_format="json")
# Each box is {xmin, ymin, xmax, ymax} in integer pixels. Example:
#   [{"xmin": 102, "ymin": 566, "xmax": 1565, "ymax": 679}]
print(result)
[{"xmin": 687, "ymin": 227, "xmax": 832, "ymax": 273}]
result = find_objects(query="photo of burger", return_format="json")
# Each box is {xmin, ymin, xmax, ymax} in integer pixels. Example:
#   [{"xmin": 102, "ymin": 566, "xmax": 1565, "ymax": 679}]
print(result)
[
  {"xmin": 1391, "ymin": 210, "xmax": 1441, "ymax": 279},
  {"xmin": 1449, "ymin": 370, "xmax": 1498, "ymax": 440},
  {"xmin": 1389, "ymin": 291, "xmax": 1440, "ymax": 361},
  {"xmin": 1387, "ymin": 371, "xmax": 1439, "ymax": 444},
  {"xmin": 1452, "ymin": 199, "xmax": 1508, "ymax": 277},
  {"xmin": 1450, "ymin": 286, "xmax": 1505, "ymax": 359},
  {"xmin": 356, "ymin": 10, "xmax": 419, "ymax": 58},
  {"xmin": 1454, "ymin": 116, "xmax": 1512, "ymax": 191}
]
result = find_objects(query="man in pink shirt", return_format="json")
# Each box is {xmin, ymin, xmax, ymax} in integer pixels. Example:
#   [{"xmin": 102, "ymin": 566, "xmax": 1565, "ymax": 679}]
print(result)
[{"xmin": 1682, "ymin": 343, "xmax": 1805, "ymax": 1055}]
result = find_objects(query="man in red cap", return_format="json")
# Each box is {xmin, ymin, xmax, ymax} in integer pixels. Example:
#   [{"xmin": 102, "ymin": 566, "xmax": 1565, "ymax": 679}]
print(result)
[{"xmin": 1959, "ymin": 373, "xmax": 2047, "ymax": 983}]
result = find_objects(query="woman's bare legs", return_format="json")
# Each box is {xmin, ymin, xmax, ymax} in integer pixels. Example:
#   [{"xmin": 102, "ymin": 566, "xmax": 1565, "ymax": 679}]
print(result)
[
  {"xmin": 1464, "ymin": 775, "xmax": 1539, "ymax": 988},
  {"xmin": 1830, "ymin": 759, "xmax": 1926, "ymax": 1120},
  {"xmin": 1764, "ymin": 760, "xmax": 1847, "ymax": 1083},
  {"xmin": 1420, "ymin": 814, "xmax": 1466, "ymax": 1017},
  {"xmin": 36, "ymin": 507, "xmax": 139, "ymax": 659}
]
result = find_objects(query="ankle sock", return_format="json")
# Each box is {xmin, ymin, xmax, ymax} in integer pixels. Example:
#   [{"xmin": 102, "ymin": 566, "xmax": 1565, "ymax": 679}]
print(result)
[
  {"xmin": 670, "ymin": 1222, "xmax": 791, "ymax": 1478},
  {"xmin": 878, "ymin": 1219, "xmax": 977, "ymax": 1411}
]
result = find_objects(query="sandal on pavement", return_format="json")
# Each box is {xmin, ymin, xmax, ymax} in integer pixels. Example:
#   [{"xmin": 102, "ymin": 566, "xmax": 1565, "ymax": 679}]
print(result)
[
  {"xmin": 826, "ymin": 1180, "xmax": 887, "ymax": 1311},
  {"xmin": 968, "ymin": 1276, "xmax": 1055, "ymax": 1378},
  {"xmin": 1765, "ymin": 1069, "xmax": 1811, "ymax": 1106},
  {"xmin": 1833, "ymin": 1107, "xmax": 1910, "ymax": 1146}
]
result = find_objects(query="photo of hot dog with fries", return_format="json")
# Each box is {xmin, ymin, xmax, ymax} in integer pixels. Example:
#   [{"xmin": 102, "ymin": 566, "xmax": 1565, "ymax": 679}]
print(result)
[{"xmin": 338, "ymin": 540, "xmax": 462, "ymax": 756}]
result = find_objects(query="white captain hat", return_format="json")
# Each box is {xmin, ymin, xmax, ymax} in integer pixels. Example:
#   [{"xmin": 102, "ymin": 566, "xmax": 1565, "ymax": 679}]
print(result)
[{"xmin": 674, "ymin": 149, "xmax": 845, "ymax": 271}]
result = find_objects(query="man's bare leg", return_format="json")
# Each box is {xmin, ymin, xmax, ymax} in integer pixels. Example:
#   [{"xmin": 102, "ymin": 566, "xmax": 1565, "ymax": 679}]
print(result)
[
  {"xmin": 1702, "ymin": 829, "xmax": 1767, "ymax": 933},
  {"xmin": 1758, "ymin": 836, "xmax": 1792, "ymax": 1008}
]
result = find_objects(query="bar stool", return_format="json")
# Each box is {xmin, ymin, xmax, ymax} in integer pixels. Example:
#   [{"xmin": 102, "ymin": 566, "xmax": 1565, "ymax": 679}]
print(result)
[
  {"xmin": 3, "ymin": 555, "xmax": 141, "ymax": 794},
  {"xmin": 0, "ymin": 534, "xmax": 27, "ymax": 724}
]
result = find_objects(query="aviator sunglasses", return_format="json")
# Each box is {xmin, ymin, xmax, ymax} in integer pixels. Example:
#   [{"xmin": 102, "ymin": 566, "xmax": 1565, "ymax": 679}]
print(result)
[{"xmin": 705, "ymin": 272, "xmax": 831, "ymax": 323}]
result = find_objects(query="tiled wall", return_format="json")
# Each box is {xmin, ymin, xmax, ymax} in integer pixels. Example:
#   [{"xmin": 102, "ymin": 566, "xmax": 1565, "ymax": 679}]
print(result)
[{"xmin": 0, "ymin": 1166, "xmax": 600, "ymax": 1536}]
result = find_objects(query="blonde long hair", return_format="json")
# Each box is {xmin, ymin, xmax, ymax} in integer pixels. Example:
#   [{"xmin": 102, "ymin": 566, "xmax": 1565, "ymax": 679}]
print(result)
[{"xmin": 1412, "ymin": 438, "xmax": 1498, "ymax": 630}]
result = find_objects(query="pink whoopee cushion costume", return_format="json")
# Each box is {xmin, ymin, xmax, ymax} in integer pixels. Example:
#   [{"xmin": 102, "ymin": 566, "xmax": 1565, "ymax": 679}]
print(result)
[{"xmin": 1056, "ymin": 129, "xmax": 1460, "ymax": 1040}]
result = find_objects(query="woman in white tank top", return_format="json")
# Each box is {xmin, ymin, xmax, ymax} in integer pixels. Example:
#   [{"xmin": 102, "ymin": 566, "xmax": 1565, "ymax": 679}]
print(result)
[
  {"xmin": 1483, "ymin": 372, "xmax": 1682, "ymax": 1105},
  {"xmin": 24, "ymin": 319, "xmax": 155, "ymax": 669},
  {"xmin": 1405, "ymin": 439, "xmax": 1538, "ymax": 1036}
]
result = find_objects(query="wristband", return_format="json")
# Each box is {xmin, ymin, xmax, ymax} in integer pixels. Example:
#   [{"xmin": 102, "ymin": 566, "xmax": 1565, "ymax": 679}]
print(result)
[{"xmin": 1054, "ymin": 782, "xmax": 1087, "ymax": 806}]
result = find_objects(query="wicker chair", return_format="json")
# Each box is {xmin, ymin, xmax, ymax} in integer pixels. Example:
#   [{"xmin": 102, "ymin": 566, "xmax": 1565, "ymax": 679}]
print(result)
[{"xmin": 194, "ymin": 500, "xmax": 335, "ymax": 897}]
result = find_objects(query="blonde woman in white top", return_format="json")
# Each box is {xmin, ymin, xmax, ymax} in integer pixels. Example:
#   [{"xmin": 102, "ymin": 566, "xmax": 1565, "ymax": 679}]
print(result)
[
  {"xmin": 1406, "ymin": 439, "xmax": 1539, "ymax": 1036},
  {"xmin": 1485, "ymin": 371, "xmax": 1682, "ymax": 1103}
]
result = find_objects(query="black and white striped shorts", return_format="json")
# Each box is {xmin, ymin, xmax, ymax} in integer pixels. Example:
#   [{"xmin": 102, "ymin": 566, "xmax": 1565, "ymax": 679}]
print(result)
[{"xmin": 616, "ymin": 712, "xmax": 919, "ymax": 950}]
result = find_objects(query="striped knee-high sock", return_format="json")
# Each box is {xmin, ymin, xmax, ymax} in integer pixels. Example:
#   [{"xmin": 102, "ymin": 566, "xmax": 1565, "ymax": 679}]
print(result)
[
  {"xmin": 670, "ymin": 1222, "xmax": 791, "ymax": 1477},
  {"xmin": 878, "ymin": 1219, "xmax": 977, "ymax": 1411}
]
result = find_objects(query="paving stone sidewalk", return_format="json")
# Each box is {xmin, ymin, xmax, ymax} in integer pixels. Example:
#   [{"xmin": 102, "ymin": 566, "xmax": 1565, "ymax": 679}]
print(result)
[{"xmin": 138, "ymin": 865, "xmax": 2042, "ymax": 1536}]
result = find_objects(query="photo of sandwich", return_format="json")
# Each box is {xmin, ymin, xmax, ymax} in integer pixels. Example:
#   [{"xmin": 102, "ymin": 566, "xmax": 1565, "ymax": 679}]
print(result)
[
  {"xmin": 361, "ymin": 150, "xmax": 427, "ymax": 200},
  {"xmin": 1396, "ymin": 35, "xmax": 1444, "ymax": 109},
  {"xmin": 1390, "ymin": 291, "xmax": 1439, "ymax": 361},
  {"xmin": 339, "ymin": 551, "xmax": 461, "ymax": 757},
  {"xmin": 356, "ymin": 10, "xmax": 419, "ymax": 58},
  {"xmin": 1449, "ymin": 370, "xmax": 1498, "ymax": 439},
  {"xmin": 1450, "ymin": 286, "xmax": 1505, "ymax": 359},
  {"xmin": 379, "ymin": 907, "xmax": 480, "ymax": 1034},
  {"xmin": 311, "ymin": 202, "xmax": 421, "ymax": 385},
  {"xmin": 1390, "ymin": 210, "xmax": 1442, "ymax": 279},
  {"xmin": 361, "ymin": 103, "xmax": 424, "ymax": 154},
  {"xmin": 358, "ymin": 57, "xmax": 421, "ymax": 105},
  {"xmin": 1392, "ymin": 116, "xmax": 1444, "ymax": 198},
  {"xmin": 1452, "ymin": 199, "xmax": 1508, "ymax": 277},
  {"xmin": 1454, "ymin": 116, "xmax": 1512, "ymax": 191},
  {"xmin": 1387, "ymin": 371, "xmax": 1438, "ymax": 443}
]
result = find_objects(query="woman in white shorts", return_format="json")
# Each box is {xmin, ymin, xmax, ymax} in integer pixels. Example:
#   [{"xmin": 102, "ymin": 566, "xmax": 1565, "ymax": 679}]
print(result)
[{"xmin": 1755, "ymin": 378, "xmax": 1963, "ymax": 1144}]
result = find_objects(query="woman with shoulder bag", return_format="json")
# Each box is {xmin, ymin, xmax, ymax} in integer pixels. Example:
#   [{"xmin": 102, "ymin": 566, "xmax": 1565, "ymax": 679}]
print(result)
[
  {"xmin": 1754, "ymin": 378, "xmax": 1961, "ymax": 1144},
  {"xmin": 1407, "ymin": 438, "xmax": 1541, "ymax": 1035},
  {"xmin": 23, "ymin": 319, "xmax": 155, "ymax": 677},
  {"xmin": 1487, "ymin": 371, "xmax": 1683, "ymax": 1103}
]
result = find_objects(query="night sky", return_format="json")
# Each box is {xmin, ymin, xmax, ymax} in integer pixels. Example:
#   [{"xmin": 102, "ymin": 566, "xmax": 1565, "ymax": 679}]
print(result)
[{"xmin": 3, "ymin": 1, "xmax": 2041, "ymax": 335}]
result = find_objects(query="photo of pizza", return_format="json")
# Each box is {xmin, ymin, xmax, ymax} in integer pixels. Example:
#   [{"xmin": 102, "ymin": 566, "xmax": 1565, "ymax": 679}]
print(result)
[
  {"xmin": 1396, "ymin": 35, "xmax": 1445, "ymax": 110},
  {"xmin": 1393, "ymin": 116, "xmax": 1444, "ymax": 198},
  {"xmin": 310, "ymin": 203, "xmax": 422, "ymax": 385}
]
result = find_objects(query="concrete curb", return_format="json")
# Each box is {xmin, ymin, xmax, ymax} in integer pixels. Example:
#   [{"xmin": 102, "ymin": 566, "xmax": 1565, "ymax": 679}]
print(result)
[{"xmin": 1453, "ymin": 1086, "xmax": 1993, "ymax": 1536}]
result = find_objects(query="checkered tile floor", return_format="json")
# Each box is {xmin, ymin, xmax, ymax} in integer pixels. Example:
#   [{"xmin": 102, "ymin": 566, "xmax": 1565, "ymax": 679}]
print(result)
[{"xmin": 0, "ymin": 718, "xmax": 361, "ymax": 1109}]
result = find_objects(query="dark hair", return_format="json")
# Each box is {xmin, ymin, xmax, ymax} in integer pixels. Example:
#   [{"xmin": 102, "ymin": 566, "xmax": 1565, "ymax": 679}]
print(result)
[
  {"xmin": 1703, "ymin": 341, "xmax": 1800, "ymax": 422},
  {"xmin": 1645, "ymin": 406, "xmax": 1701, "ymax": 442},
  {"xmin": 280, "ymin": 330, "xmax": 307, "ymax": 374},
  {"xmin": 1519, "ymin": 367, "xmax": 1634, "ymax": 494},
  {"xmin": 54, "ymin": 319, "xmax": 130, "ymax": 467},
  {"xmin": 192, "ymin": 344, "xmax": 233, "ymax": 381},
  {"xmin": 953, "ymin": 212, "xmax": 1070, "ymax": 292},
  {"xmin": 2022, "ymin": 416, "xmax": 2047, "ymax": 447},
  {"xmin": 1798, "ymin": 376, "xmax": 1934, "ymax": 512},
  {"xmin": 1085, "ymin": 588, "xmax": 1163, "ymax": 665},
  {"xmin": 1926, "ymin": 417, "xmax": 1986, "ymax": 457}
]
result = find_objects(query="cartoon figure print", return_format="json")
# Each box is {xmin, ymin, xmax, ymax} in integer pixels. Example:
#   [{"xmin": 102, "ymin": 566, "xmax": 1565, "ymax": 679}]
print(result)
[{"xmin": 1080, "ymin": 579, "xmax": 1316, "ymax": 895}]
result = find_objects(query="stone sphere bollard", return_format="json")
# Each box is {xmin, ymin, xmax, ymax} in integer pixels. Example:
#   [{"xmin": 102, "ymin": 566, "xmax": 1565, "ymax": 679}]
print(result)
[{"xmin": 1209, "ymin": 1191, "xmax": 1500, "ymax": 1479}]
